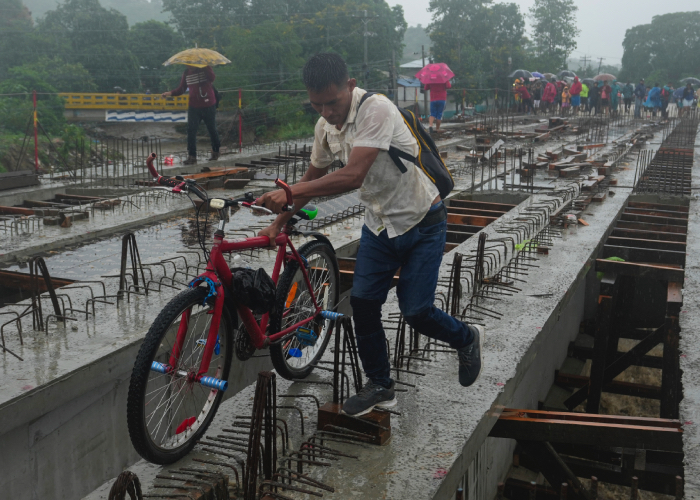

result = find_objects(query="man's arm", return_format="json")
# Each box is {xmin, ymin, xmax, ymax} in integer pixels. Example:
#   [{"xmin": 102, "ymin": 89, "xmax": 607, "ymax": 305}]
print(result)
[{"xmin": 256, "ymin": 146, "xmax": 379, "ymax": 214}]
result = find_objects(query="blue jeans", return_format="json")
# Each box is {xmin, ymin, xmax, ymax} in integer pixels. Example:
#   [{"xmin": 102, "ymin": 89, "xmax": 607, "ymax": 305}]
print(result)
[
  {"xmin": 430, "ymin": 100, "xmax": 446, "ymax": 120},
  {"xmin": 634, "ymin": 97, "xmax": 643, "ymax": 117},
  {"xmin": 350, "ymin": 203, "xmax": 474, "ymax": 387}
]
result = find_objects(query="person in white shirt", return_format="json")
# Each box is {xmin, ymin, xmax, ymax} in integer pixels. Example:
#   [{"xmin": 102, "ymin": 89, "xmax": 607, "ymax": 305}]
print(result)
[{"xmin": 257, "ymin": 53, "xmax": 484, "ymax": 416}]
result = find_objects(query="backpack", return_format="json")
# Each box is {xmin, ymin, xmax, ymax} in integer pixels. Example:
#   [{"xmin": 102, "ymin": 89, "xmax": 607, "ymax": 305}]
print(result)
[{"xmin": 358, "ymin": 92, "xmax": 454, "ymax": 199}]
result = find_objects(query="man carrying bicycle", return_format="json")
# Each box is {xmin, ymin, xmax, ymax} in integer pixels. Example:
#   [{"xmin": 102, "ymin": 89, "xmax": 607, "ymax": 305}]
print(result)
[{"xmin": 257, "ymin": 53, "xmax": 484, "ymax": 417}]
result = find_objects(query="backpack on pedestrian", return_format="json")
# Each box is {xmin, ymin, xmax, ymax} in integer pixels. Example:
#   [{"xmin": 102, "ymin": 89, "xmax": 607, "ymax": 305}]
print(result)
[{"xmin": 358, "ymin": 92, "xmax": 454, "ymax": 199}]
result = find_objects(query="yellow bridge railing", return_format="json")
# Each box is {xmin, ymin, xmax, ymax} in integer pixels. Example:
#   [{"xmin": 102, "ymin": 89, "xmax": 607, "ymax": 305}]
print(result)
[{"xmin": 60, "ymin": 93, "xmax": 189, "ymax": 110}]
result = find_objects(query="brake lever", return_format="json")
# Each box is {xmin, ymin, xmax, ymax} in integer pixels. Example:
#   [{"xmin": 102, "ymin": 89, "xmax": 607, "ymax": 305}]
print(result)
[{"xmin": 240, "ymin": 202, "xmax": 274, "ymax": 215}]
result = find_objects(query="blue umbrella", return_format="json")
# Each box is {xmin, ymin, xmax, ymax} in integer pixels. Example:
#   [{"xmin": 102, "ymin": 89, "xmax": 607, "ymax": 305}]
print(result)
[{"xmin": 531, "ymin": 71, "xmax": 544, "ymax": 79}]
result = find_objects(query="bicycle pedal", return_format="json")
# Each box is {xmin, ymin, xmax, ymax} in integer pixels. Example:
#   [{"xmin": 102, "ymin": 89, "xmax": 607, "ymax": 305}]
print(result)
[{"xmin": 295, "ymin": 326, "xmax": 317, "ymax": 347}]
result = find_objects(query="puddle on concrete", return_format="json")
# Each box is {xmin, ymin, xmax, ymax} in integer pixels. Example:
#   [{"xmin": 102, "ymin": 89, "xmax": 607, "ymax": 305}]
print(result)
[{"xmin": 2, "ymin": 191, "xmax": 361, "ymax": 282}]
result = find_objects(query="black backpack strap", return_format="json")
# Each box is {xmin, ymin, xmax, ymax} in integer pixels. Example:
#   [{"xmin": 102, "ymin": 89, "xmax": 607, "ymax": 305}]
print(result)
[{"xmin": 358, "ymin": 91, "xmax": 414, "ymax": 174}]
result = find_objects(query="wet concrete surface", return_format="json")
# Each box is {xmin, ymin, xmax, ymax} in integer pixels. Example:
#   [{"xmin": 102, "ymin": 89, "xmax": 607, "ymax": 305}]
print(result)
[
  {"xmin": 86, "ymin": 144, "xmax": 650, "ymax": 499},
  {"xmin": 0, "ymin": 121, "xmax": 659, "ymax": 499},
  {"xmin": 679, "ymin": 142, "xmax": 700, "ymax": 498}
]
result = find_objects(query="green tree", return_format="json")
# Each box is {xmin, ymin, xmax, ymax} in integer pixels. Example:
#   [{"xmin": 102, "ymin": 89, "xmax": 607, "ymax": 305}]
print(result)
[
  {"xmin": 428, "ymin": 0, "xmax": 526, "ymax": 90},
  {"xmin": 38, "ymin": 0, "xmax": 140, "ymax": 92},
  {"xmin": 0, "ymin": 0, "xmax": 40, "ymax": 79},
  {"xmin": 620, "ymin": 12, "xmax": 700, "ymax": 83},
  {"xmin": 161, "ymin": 0, "xmax": 247, "ymax": 47},
  {"xmin": 0, "ymin": 69, "xmax": 65, "ymax": 135},
  {"xmin": 528, "ymin": 0, "xmax": 579, "ymax": 71},
  {"xmin": 128, "ymin": 20, "xmax": 185, "ymax": 92},
  {"xmin": 10, "ymin": 56, "xmax": 98, "ymax": 92}
]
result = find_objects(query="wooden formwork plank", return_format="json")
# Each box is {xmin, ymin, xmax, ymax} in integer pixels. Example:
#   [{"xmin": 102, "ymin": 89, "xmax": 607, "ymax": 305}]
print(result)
[
  {"xmin": 611, "ymin": 228, "xmax": 687, "ymax": 242},
  {"xmin": 606, "ymin": 236, "xmax": 686, "ymax": 252}
]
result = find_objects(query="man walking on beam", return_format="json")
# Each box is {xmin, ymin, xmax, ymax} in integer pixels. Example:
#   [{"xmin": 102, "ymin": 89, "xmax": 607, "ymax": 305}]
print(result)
[{"xmin": 256, "ymin": 53, "xmax": 484, "ymax": 416}]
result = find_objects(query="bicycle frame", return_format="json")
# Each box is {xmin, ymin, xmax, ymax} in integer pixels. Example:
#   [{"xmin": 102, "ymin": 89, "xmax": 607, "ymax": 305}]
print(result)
[{"xmin": 169, "ymin": 222, "xmax": 322, "ymax": 377}]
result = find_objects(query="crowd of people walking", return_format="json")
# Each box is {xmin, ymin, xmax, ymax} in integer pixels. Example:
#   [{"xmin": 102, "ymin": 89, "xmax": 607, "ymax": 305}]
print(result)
[{"xmin": 511, "ymin": 77, "xmax": 698, "ymax": 118}]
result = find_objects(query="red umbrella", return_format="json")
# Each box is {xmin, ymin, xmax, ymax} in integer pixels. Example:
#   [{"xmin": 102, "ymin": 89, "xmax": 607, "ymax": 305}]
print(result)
[{"xmin": 415, "ymin": 63, "xmax": 454, "ymax": 85}]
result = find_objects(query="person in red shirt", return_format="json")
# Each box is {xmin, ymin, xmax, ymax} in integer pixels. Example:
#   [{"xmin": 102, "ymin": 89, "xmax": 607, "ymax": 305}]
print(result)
[
  {"xmin": 162, "ymin": 65, "xmax": 220, "ymax": 164},
  {"xmin": 569, "ymin": 77, "xmax": 582, "ymax": 114},
  {"xmin": 541, "ymin": 80, "xmax": 557, "ymax": 114},
  {"xmin": 514, "ymin": 80, "xmax": 532, "ymax": 114},
  {"xmin": 424, "ymin": 81, "xmax": 451, "ymax": 133}
]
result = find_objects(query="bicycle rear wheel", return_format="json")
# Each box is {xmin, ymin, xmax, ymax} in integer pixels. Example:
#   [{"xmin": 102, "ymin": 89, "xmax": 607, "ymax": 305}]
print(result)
[
  {"xmin": 270, "ymin": 240, "xmax": 340, "ymax": 380},
  {"xmin": 127, "ymin": 287, "xmax": 234, "ymax": 464}
]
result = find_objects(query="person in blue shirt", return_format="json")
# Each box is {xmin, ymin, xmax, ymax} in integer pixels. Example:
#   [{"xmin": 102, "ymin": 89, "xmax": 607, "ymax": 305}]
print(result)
[
  {"xmin": 634, "ymin": 79, "xmax": 646, "ymax": 118},
  {"xmin": 644, "ymin": 83, "xmax": 662, "ymax": 117},
  {"xmin": 681, "ymin": 83, "xmax": 696, "ymax": 116}
]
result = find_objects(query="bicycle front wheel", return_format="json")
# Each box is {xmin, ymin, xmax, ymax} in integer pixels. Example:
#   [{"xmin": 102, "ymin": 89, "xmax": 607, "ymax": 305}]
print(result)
[
  {"xmin": 270, "ymin": 240, "xmax": 340, "ymax": 380},
  {"xmin": 127, "ymin": 287, "xmax": 234, "ymax": 464}
]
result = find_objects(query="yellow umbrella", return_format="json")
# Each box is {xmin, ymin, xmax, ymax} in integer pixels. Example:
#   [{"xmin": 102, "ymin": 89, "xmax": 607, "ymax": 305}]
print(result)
[{"xmin": 163, "ymin": 48, "xmax": 231, "ymax": 68}]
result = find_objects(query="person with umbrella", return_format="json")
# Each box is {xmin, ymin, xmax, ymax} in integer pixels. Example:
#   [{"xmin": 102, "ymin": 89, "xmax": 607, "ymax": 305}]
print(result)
[
  {"xmin": 415, "ymin": 63, "xmax": 454, "ymax": 133},
  {"xmin": 570, "ymin": 77, "xmax": 582, "ymax": 114},
  {"xmin": 610, "ymin": 80, "xmax": 621, "ymax": 115},
  {"xmin": 161, "ymin": 48, "xmax": 230, "ymax": 164},
  {"xmin": 681, "ymin": 82, "xmax": 696, "ymax": 116}
]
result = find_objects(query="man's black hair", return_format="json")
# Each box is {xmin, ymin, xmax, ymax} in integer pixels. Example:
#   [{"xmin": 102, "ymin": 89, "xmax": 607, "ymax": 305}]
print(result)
[{"xmin": 303, "ymin": 53, "xmax": 349, "ymax": 93}]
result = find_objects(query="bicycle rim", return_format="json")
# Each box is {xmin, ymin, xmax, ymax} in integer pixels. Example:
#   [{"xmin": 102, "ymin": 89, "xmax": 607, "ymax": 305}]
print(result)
[
  {"xmin": 278, "ymin": 246, "xmax": 338, "ymax": 370},
  {"xmin": 141, "ymin": 291, "xmax": 231, "ymax": 453}
]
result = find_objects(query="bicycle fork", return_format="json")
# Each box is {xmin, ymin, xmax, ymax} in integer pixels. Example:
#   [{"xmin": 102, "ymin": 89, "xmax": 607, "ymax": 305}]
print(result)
[{"xmin": 151, "ymin": 283, "xmax": 229, "ymax": 392}]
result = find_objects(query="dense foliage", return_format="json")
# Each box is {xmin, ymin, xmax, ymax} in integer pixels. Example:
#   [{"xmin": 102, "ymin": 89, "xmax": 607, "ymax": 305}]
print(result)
[{"xmin": 620, "ymin": 12, "xmax": 700, "ymax": 84}]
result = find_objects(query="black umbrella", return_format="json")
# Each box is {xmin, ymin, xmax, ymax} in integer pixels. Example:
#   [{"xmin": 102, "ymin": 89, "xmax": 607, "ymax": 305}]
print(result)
[
  {"xmin": 681, "ymin": 77, "xmax": 700, "ymax": 85},
  {"xmin": 557, "ymin": 70, "xmax": 577, "ymax": 79},
  {"xmin": 582, "ymin": 78, "xmax": 596, "ymax": 86},
  {"xmin": 508, "ymin": 69, "xmax": 533, "ymax": 80}
]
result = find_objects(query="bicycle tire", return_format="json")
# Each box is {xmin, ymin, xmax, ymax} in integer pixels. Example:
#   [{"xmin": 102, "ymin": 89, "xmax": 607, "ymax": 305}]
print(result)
[
  {"xmin": 270, "ymin": 240, "xmax": 340, "ymax": 380},
  {"xmin": 127, "ymin": 287, "xmax": 234, "ymax": 464}
]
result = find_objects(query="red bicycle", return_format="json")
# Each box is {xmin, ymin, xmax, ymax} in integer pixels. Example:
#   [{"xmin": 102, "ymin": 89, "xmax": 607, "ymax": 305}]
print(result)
[{"xmin": 127, "ymin": 153, "xmax": 340, "ymax": 464}]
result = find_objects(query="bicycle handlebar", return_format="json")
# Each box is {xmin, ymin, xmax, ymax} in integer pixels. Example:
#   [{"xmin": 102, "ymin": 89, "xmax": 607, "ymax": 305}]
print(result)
[
  {"xmin": 146, "ymin": 153, "xmax": 207, "ymax": 199},
  {"xmin": 274, "ymin": 178, "xmax": 294, "ymax": 212}
]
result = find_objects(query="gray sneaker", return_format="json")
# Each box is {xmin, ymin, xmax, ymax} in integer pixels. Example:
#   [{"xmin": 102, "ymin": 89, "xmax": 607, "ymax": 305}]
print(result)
[
  {"xmin": 458, "ymin": 325, "xmax": 484, "ymax": 387},
  {"xmin": 341, "ymin": 380, "xmax": 396, "ymax": 416}
]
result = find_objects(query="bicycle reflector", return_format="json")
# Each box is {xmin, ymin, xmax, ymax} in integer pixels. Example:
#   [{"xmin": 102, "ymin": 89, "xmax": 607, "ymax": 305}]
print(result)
[{"xmin": 210, "ymin": 199, "xmax": 226, "ymax": 209}]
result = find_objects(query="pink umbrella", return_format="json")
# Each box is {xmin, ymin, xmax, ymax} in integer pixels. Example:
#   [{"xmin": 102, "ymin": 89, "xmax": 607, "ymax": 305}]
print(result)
[{"xmin": 415, "ymin": 63, "xmax": 454, "ymax": 85}]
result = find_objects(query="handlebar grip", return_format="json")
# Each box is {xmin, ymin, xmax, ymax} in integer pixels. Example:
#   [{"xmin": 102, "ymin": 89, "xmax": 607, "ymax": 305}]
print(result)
[{"xmin": 275, "ymin": 178, "xmax": 294, "ymax": 207}]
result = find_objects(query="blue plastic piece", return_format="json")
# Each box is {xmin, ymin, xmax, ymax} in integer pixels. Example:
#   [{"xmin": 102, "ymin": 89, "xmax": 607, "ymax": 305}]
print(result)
[
  {"xmin": 195, "ymin": 335, "xmax": 221, "ymax": 355},
  {"xmin": 199, "ymin": 376, "xmax": 228, "ymax": 391},
  {"xmin": 151, "ymin": 361, "xmax": 170, "ymax": 374},
  {"xmin": 321, "ymin": 310, "xmax": 343, "ymax": 320},
  {"xmin": 288, "ymin": 348, "xmax": 302, "ymax": 358}
]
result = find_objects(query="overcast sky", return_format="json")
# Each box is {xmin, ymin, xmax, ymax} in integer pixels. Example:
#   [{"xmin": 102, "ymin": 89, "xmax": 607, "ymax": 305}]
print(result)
[{"xmin": 389, "ymin": 0, "xmax": 695, "ymax": 67}]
